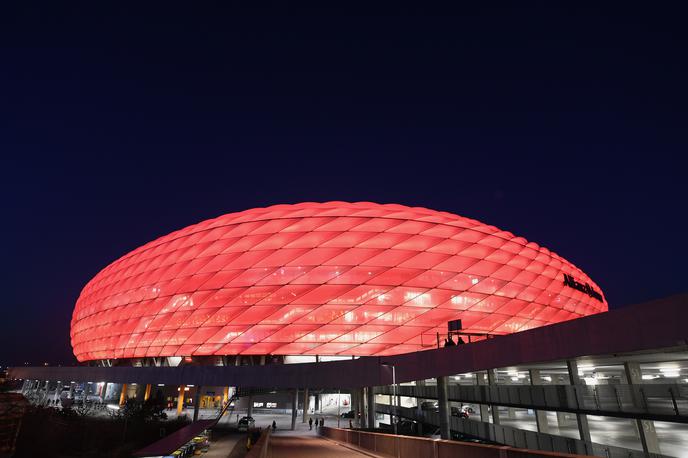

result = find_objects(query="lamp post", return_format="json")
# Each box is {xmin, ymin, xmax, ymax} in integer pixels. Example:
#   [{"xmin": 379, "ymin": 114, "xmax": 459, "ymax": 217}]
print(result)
[{"xmin": 381, "ymin": 362, "xmax": 397, "ymax": 435}]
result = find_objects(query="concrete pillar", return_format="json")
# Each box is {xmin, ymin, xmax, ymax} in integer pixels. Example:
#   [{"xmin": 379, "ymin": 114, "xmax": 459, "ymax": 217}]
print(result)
[
  {"xmin": 437, "ymin": 376, "xmax": 451, "ymax": 440},
  {"xmin": 144, "ymin": 384, "xmax": 152, "ymax": 401},
  {"xmin": 177, "ymin": 385, "xmax": 186, "ymax": 415},
  {"xmin": 119, "ymin": 383, "xmax": 128, "ymax": 407},
  {"xmin": 247, "ymin": 394, "xmax": 253, "ymax": 417},
  {"xmin": 302, "ymin": 388, "xmax": 309, "ymax": 423},
  {"xmin": 291, "ymin": 389, "xmax": 298, "ymax": 430},
  {"xmin": 135, "ymin": 384, "xmax": 145, "ymax": 402},
  {"xmin": 476, "ymin": 372, "xmax": 490, "ymax": 422},
  {"xmin": 367, "ymin": 386, "xmax": 376, "ymax": 428},
  {"xmin": 314, "ymin": 391, "xmax": 320, "ymax": 413},
  {"xmin": 487, "ymin": 369, "xmax": 500, "ymax": 425},
  {"xmin": 529, "ymin": 369, "xmax": 549, "ymax": 434},
  {"xmin": 567, "ymin": 360, "xmax": 592, "ymax": 448},
  {"xmin": 101, "ymin": 382, "xmax": 109, "ymax": 402},
  {"xmin": 69, "ymin": 382, "xmax": 75, "ymax": 400},
  {"xmin": 359, "ymin": 388, "xmax": 367, "ymax": 428},
  {"xmin": 624, "ymin": 362, "xmax": 661, "ymax": 454},
  {"xmin": 193, "ymin": 385, "xmax": 202, "ymax": 421}
]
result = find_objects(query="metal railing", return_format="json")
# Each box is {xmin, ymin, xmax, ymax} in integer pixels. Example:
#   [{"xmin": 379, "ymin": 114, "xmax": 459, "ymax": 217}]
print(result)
[
  {"xmin": 375, "ymin": 403, "xmax": 669, "ymax": 458},
  {"xmin": 376, "ymin": 383, "xmax": 688, "ymax": 419}
]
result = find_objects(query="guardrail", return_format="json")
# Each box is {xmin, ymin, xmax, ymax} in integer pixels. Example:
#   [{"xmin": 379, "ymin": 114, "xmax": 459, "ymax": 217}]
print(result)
[
  {"xmin": 246, "ymin": 427, "xmax": 271, "ymax": 458},
  {"xmin": 376, "ymin": 383, "xmax": 688, "ymax": 420},
  {"xmin": 375, "ymin": 404, "xmax": 669, "ymax": 458},
  {"xmin": 319, "ymin": 425, "xmax": 593, "ymax": 458}
]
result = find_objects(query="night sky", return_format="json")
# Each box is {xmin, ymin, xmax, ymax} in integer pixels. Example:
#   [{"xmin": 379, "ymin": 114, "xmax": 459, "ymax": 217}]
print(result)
[{"xmin": 2, "ymin": 4, "xmax": 687, "ymax": 366}]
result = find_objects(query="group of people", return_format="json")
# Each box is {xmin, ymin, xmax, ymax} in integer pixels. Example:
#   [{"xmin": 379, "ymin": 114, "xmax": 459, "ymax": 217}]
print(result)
[{"xmin": 307, "ymin": 417, "xmax": 325, "ymax": 430}]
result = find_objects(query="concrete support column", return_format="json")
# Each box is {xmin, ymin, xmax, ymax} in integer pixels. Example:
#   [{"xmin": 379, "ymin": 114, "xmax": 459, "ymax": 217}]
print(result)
[
  {"xmin": 177, "ymin": 385, "xmax": 186, "ymax": 415},
  {"xmin": 302, "ymin": 388, "xmax": 309, "ymax": 423},
  {"xmin": 529, "ymin": 369, "xmax": 549, "ymax": 434},
  {"xmin": 476, "ymin": 372, "xmax": 490, "ymax": 422},
  {"xmin": 567, "ymin": 360, "xmax": 592, "ymax": 449},
  {"xmin": 356, "ymin": 388, "xmax": 368, "ymax": 428},
  {"xmin": 135, "ymin": 384, "xmax": 145, "ymax": 402},
  {"xmin": 624, "ymin": 362, "xmax": 661, "ymax": 454},
  {"xmin": 193, "ymin": 385, "xmax": 202, "ymax": 421},
  {"xmin": 366, "ymin": 386, "xmax": 376, "ymax": 428},
  {"xmin": 101, "ymin": 382, "xmax": 109, "ymax": 402},
  {"xmin": 247, "ymin": 394, "xmax": 253, "ymax": 417},
  {"xmin": 437, "ymin": 376, "xmax": 451, "ymax": 440},
  {"xmin": 119, "ymin": 383, "xmax": 128, "ymax": 407},
  {"xmin": 487, "ymin": 369, "xmax": 500, "ymax": 425},
  {"xmin": 69, "ymin": 382, "xmax": 75, "ymax": 400},
  {"xmin": 314, "ymin": 391, "xmax": 320, "ymax": 413},
  {"xmin": 291, "ymin": 389, "xmax": 298, "ymax": 430}
]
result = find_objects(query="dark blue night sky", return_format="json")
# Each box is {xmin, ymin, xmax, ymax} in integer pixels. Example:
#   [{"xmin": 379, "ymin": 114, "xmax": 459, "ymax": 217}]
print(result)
[{"xmin": 2, "ymin": 4, "xmax": 687, "ymax": 365}]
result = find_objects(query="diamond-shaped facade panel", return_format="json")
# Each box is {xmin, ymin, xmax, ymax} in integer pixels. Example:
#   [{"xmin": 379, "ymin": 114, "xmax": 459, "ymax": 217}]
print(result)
[{"xmin": 70, "ymin": 202, "xmax": 607, "ymax": 362}]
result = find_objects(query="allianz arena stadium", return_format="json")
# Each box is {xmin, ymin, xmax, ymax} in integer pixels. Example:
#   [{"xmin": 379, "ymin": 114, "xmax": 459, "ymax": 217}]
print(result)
[{"xmin": 71, "ymin": 202, "xmax": 607, "ymax": 363}]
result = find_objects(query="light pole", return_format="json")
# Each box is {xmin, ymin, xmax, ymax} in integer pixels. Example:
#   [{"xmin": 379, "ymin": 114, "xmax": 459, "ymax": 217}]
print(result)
[{"xmin": 381, "ymin": 362, "xmax": 397, "ymax": 435}]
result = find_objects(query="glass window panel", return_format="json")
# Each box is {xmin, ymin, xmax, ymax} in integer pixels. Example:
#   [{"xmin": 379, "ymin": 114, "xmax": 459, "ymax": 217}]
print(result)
[
  {"xmin": 327, "ymin": 266, "xmax": 388, "ymax": 285},
  {"xmin": 323, "ymin": 248, "xmax": 382, "ymax": 266},
  {"xmin": 226, "ymin": 286, "xmax": 280, "ymax": 306},
  {"xmin": 365, "ymin": 249, "xmax": 417, "ymax": 267},
  {"xmin": 290, "ymin": 265, "xmax": 351, "ymax": 285},
  {"xmin": 296, "ymin": 324, "xmax": 358, "ymax": 342},
  {"xmin": 329, "ymin": 305, "xmax": 396, "ymax": 324},
  {"xmin": 366, "ymin": 267, "xmax": 424, "ymax": 286},
  {"xmin": 229, "ymin": 306, "xmax": 284, "ymax": 325},
  {"xmin": 286, "ymin": 247, "xmax": 347, "ymax": 266},
  {"xmin": 283, "ymin": 231, "xmax": 339, "ymax": 248},
  {"xmin": 295, "ymin": 285, "xmax": 356, "ymax": 304},
  {"xmin": 299, "ymin": 304, "xmax": 357, "ymax": 324},
  {"xmin": 398, "ymin": 252, "xmax": 450, "ymax": 269},
  {"xmin": 251, "ymin": 231, "xmax": 305, "ymax": 250},
  {"xmin": 314, "ymin": 217, "xmax": 369, "ymax": 231},
  {"xmin": 368, "ymin": 326, "xmax": 429, "ymax": 344},
  {"xmin": 207, "ymin": 325, "xmax": 251, "ymax": 344},
  {"xmin": 205, "ymin": 306, "xmax": 250, "ymax": 327},
  {"xmin": 263, "ymin": 324, "xmax": 322, "ymax": 342},
  {"xmin": 232, "ymin": 325, "xmax": 282, "ymax": 343},
  {"xmin": 225, "ymin": 268, "xmax": 275, "ymax": 287},
  {"xmin": 260, "ymin": 304, "xmax": 319, "ymax": 325},
  {"xmin": 200, "ymin": 270, "xmax": 244, "ymax": 290},
  {"xmin": 255, "ymin": 284, "xmax": 314, "ymax": 305},
  {"xmin": 257, "ymin": 266, "xmax": 312, "ymax": 285}
]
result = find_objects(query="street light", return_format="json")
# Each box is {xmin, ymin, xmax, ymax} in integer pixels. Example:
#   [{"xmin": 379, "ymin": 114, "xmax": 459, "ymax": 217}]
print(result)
[{"xmin": 381, "ymin": 362, "xmax": 397, "ymax": 435}]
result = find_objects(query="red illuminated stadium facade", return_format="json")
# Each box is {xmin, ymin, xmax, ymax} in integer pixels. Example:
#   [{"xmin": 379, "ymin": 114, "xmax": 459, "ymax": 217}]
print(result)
[{"xmin": 71, "ymin": 202, "xmax": 607, "ymax": 363}]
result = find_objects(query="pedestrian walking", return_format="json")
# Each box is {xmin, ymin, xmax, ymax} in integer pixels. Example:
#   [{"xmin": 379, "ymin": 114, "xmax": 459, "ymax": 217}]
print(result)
[{"xmin": 308, "ymin": 417, "xmax": 313, "ymax": 430}]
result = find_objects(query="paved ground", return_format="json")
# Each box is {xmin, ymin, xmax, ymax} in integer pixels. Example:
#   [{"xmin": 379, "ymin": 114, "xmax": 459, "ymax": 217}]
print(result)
[
  {"xmin": 270, "ymin": 432, "xmax": 381, "ymax": 458},
  {"xmin": 203, "ymin": 432, "xmax": 241, "ymax": 458}
]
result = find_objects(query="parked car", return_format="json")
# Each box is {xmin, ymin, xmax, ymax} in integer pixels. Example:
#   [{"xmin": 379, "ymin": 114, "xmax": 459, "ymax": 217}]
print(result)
[
  {"xmin": 451, "ymin": 406, "xmax": 468, "ymax": 418},
  {"xmin": 420, "ymin": 401, "xmax": 438, "ymax": 411},
  {"xmin": 237, "ymin": 416, "xmax": 255, "ymax": 431}
]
